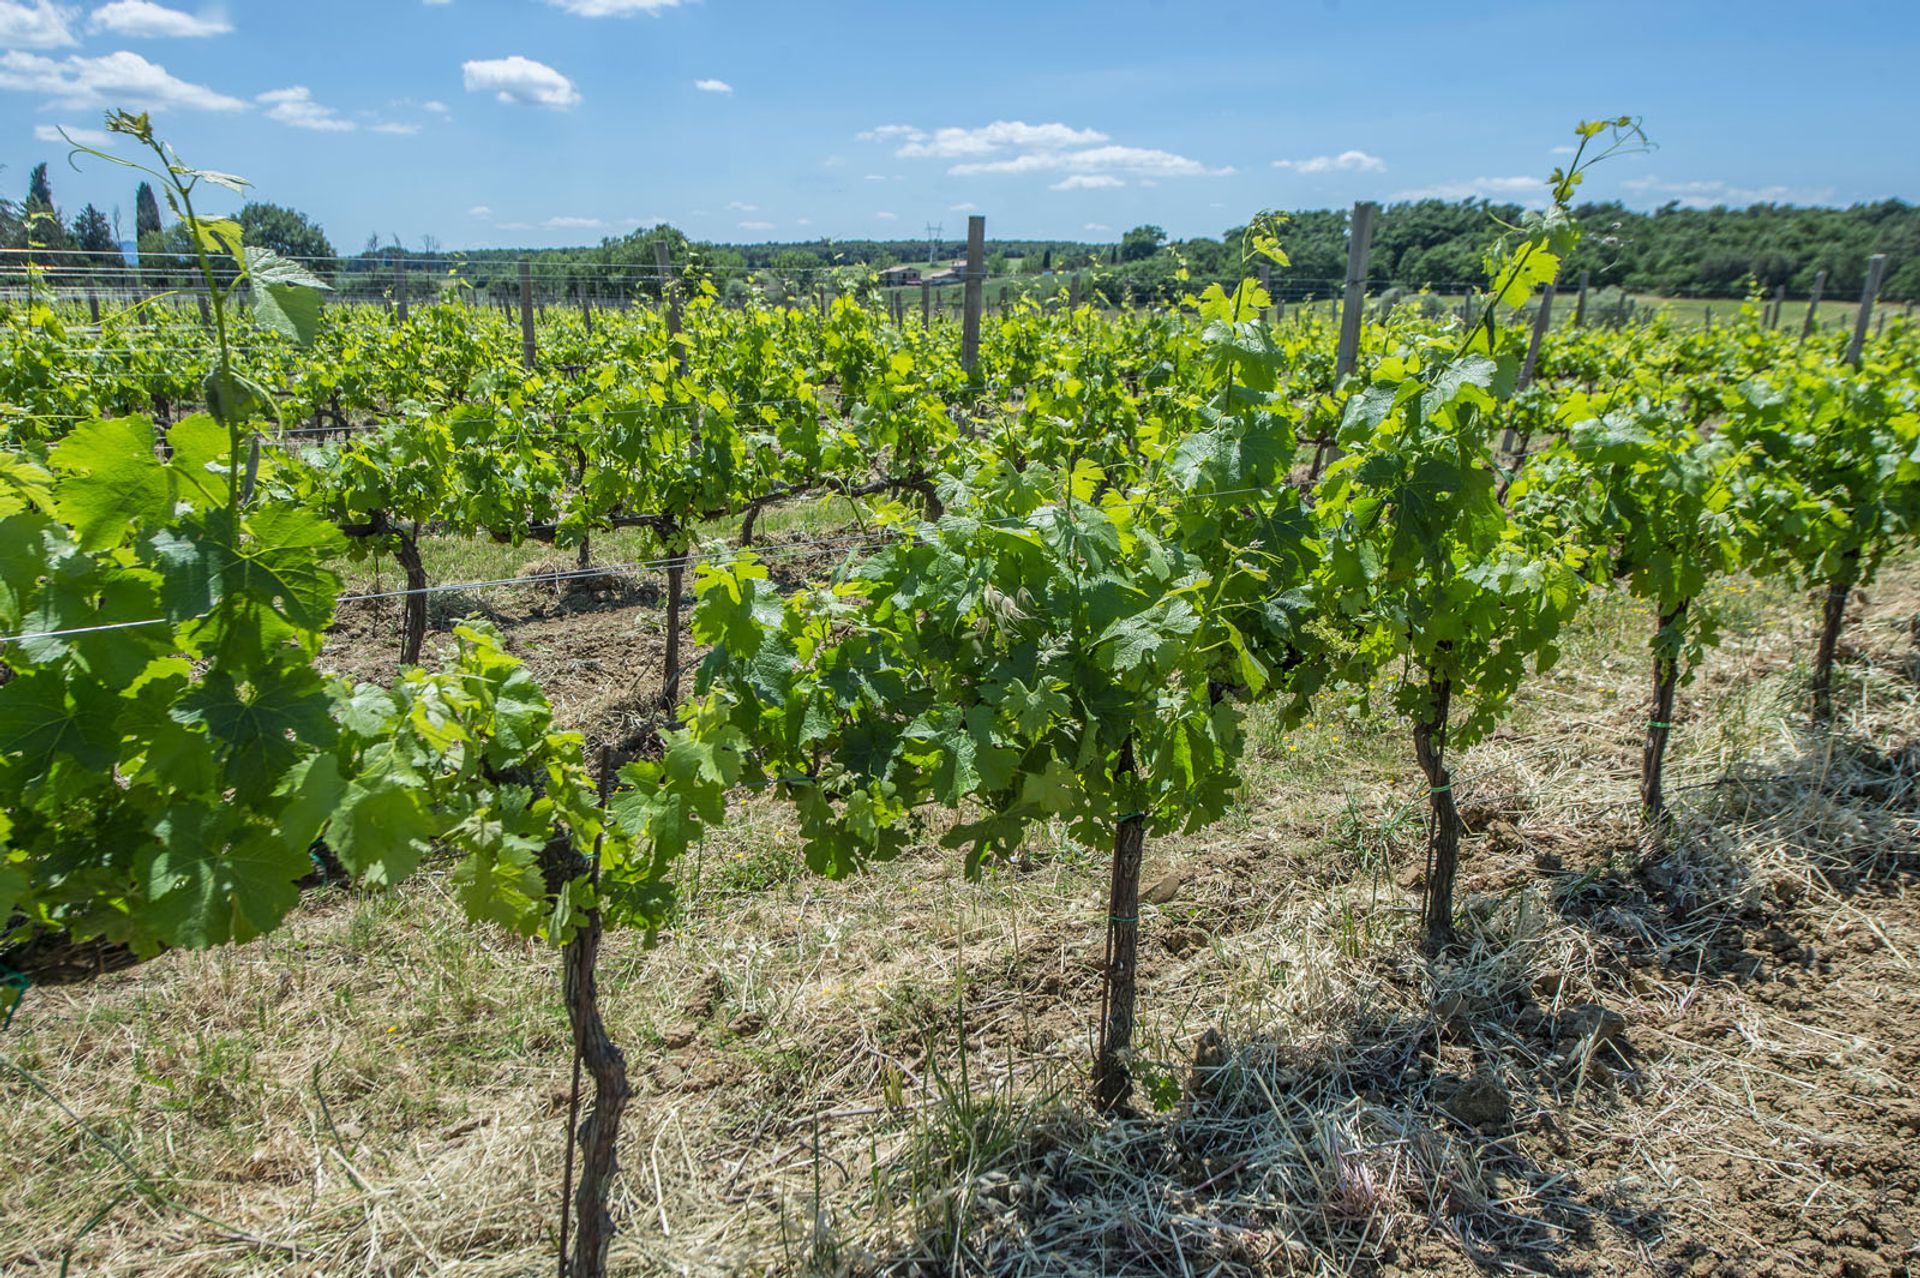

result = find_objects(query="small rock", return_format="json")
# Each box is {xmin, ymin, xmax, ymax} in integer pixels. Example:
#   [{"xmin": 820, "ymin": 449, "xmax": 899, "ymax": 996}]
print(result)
[
  {"xmin": 728, "ymin": 1011, "xmax": 765, "ymax": 1038},
  {"xmin": 1532, "ymin": 970, "xmax": 1565, "ymax": 999},
  {"xmin": 660, "ymin": 1021, "xmax": 699, "ymax": 1050},
  {"xmin": 1142, "ymin": 867, "xmax": 1189, "ymax": 906},
  {"xmin": 1436, "ymin": 1072, "xmax": 1511, "ymax": 1129},
  {"xmin": 1559, "ymin": 1003, "xmax": 1627, "ymax": 1047}
]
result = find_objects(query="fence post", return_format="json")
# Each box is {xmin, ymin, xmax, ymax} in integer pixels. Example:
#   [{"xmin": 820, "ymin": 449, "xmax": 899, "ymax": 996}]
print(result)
[
  {"xmin": 1334, "ymin": 201, "xmax": 1375, "ymax": 381},
  {"xmin": 655, "ymin": 241, "xmax": 685, "ymax": 375},
  {"xmin": 581, "ymin": 292, "xmax": 593, "ymax": 337},
  {"xmin": 1573, "ymin": 270, "xmax": 1590, "ymax": 327},
  {"xmin": 86, "ymin": 289, "xmax": 100, "ymax": 325},
  {"xmin": 1846, "ymin": 255, "xmax": 1886, "ymax": 367},
  {"xmin": 518, "ymin": 259, "xmax": 536, "ymax": 371},
  {"xmin": 962, "ymin": 214, "xmax": 985, "ymax": 377},
  {"xmin": 196, "ymin": 292, "xmax": 211, "ymax": 326},
  {"xmin": 1802, "ymin": 269, "xmax": 1828, "ymax": 338},
  {"xmin": 1502, "ymin": 282, "xmax": 1557, "ymax": 455},
  {"xmin": 1768, "ymin": 283, "xmax": 1785, "ymax": 330},
  {"xmin": 921, "ymin": 279, "xmax": 931, "ymax": 329},
  {"xmin": 395, "ymin": 257, "xmax": 408, "ymax": 323}
]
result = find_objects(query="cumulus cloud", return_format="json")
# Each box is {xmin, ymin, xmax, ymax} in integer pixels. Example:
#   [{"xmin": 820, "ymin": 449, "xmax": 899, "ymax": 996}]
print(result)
[
  {"xmin": 0, "ymin": 0, "xmax": 75, "ymax": 46},
  {"xmin": 856, "ymin": 124, "xmax": 924, "ymax": 144},
  {"xmin": 35, "ymin": 121, "xmax": 110, "ymax": 144},
  {"xmin": 737, "ymin": 220, "xmax": 773, "ymax": 231},
  {"xmin": 469, "ymin": 205, "xmax": 492, "ymax": 218},
  {"xmin": 867, "ymin": 119, "xmax": 1229, "ymax": 183},
  {"xmin": 948, "ymin": 201, "xmax": 976, "ymax": 212},
  {"xmin": 1619, "ymin": 175, "xmax": 1834, "ymax": 208},
  {"xmin": 89, "ymin": 2, "xmax": 233, "ymax": 38},
  {"xmin": 1392, "ymin": 175, "xmax": 1545, "ymax": 202},
  {"xmin": 874, "ymin": 211, "xmax": 896, "ymax": 220},
  {"xmin": 896, "ymin": 121, "xmax": 1107, "ymax": 159},
  {"xmin": 545, "ymin": 0, "xmax": 683, "ymax": 14},
  {"xmin": 258, "ymin": 85, "xmax": 353, "ymax": 132},
  {"xmin": 1083, "ymin": 222, "xmax": 1111, "ymax": 232},
  {"xmin": 543, "ymin": 215, "xmax": 604, "ymax": 228},
  {"xmin": 725, "ymin": 200, "xmax": 757, "ymax": 211},
  {"xmin": 0, "ymin": 48, "xmax": 246, "ymax": 111},
  {"xmin": 371, "ymin": 121, "xmax": 419, "ymax": 135},
  {"xmin": 693, "ymin": 78, "xmax": 731, "ymax": 93},
  {"xmin": 1051, "ymin": 174, "xmax": 1123, "ymax": 191},
  {"xmin": 422, "ymin": 99, "xmax": 449, "ymax": 114},
  {"xmin": 1272, "ymin": 149, "xmax": 1385, "ymax": 174},
  {"xmin": 462, "ymin": 55, "xmax": 579, "ymax": 108},
  {"xmin": 952, "ymin": 144, "xmax": 1229, "ymax": 179}
]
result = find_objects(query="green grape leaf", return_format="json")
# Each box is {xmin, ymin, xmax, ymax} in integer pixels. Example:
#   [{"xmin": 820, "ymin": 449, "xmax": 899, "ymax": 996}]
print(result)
[{"xmin": 49, "ymin": 416, "xmax": 169, "ymax": 552}]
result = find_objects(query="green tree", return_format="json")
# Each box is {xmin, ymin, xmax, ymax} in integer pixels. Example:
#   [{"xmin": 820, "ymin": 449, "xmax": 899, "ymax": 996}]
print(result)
[
  {"xmin": 237, "ymin": 201, "xmax": 336, "ymax": 263},
  {"xmin": 69, "ymin": 203, "xmax": 121, "ymax": 265},
  {"xmin": 24, "ymin": 161, "xmax": 65, "ymax": 250},
  {"xmin": 1119, "ymin": 224, "xmax": 1165, "ymax": 262},
  {"xmin": 135, "ymin": 180, "xmax": 162, "ymax": 237}
]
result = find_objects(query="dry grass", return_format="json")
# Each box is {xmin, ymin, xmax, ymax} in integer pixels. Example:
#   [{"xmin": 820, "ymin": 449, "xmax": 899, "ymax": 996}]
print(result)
[{"xmin": 4, "ymin": 562, "xmax": 1918, "ymax": 1276}]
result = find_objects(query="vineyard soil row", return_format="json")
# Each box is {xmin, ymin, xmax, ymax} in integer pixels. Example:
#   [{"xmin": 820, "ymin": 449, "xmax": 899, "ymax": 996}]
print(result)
[{"xmin": 6, "ymin": 531, "xmax": 1916, "ymax": 1276}]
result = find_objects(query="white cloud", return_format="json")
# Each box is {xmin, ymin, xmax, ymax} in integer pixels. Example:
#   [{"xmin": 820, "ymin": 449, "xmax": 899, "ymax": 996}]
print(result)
[
  {"xmin": 862, "ymin": 173, "xmax": 887, "ymax": 182},
  {"xmin": 422, "ymin": 99, "xmax": 448, "ymax": 114},
  {"xmin": 496, "ymin": 221, "xmax": 531, "ymax": 230},
  {"xmin": 258, "ymin": 85, "xmax": 353, "ymax": 132},
  {"xmin": 893, "ymin": 120, "xmax": 1108, "ymax": 159},
  {"xmin": 1272, "ymin": 149, "xmax": 1385, "ymax": 174},
  {"xmin": 1619, "ymin": 175, "xmax": 1834, "ymax": 208},
  {"xmin": 35, "ymin": 121, "xmax": 110, "ymax": 144},
  {"xmin": 1549, "ymin": 144, "xmax": 1577, "ymax": 155},
  {"xmin": 1083, "ymin": 222, "xmax": 1111, "ymax": 232},
  {"xmin": 952, "ymin": 144, "xmax": 1229, "ymax": 179},
  {"xmin": 0, "ymin": 48, "xmax": 245, "ymax": 111},
  {"xmin": 948, "ymin": 201, "xmax": 976, "ymax": 212},
  {"xmin": 795, "ymin": 216, "xmax": 811, "ymax": 226},
  {"xmin": 737, "ymin": 220, "xmax": 773, "ymax": 231},
  {"xmin": 545, "ymin": 0, "xmax": 683, "ymax": 14},
  {"xmin": 469, "ymin": 205, "xmax": 492, "ymax": 218},
  {"xmin": 725, "ymin": 200, "xmax": 757, "ymax": 211},
  {"xmin": 693, "ymin": 78, "xmax": 731, "ymax": 93},
  {"xmin": 874, "ymin": 211, "xmax": 896, "ymax": 220},
  {"xmin": 872, "ymin": 120, "xmax": 1230, "ymax": 185},
  {"xmin": 0, "ymin": 0, "xmax": 75, "ymax": 47},
  {"xmin": 422, "ymin": 0, "xmax": 449, "ymax": 5},
  {"xmin": 462, "ymin": 55, "xmax": 579, "ymax": 108},
  {"xmin": 544, "ymin": 215, "xmax": 603, "ymax": 228},
  {"xmin": 856, "ymin": 124, "xmax": 924, "ymax": 144},
  {"xmin": 371, "ymin": 121, "xmax": 419, "ymax": 135},
  {"xmin": 1392, "ymin": 175, "xmax": 1545, "ymax": 203},
  {"xmin": 89, "ymin": 2, "xmax": 232, "ymax": 38},
  {"xmin": 620, "ymin": 215, "xmax": 666, "ymax": 227}
]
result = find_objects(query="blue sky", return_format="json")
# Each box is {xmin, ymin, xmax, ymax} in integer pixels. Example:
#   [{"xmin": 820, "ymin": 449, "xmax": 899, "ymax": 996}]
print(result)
[{"xmin": 2, "ymin": 0, "xmax": 1916, "ymax": 252}]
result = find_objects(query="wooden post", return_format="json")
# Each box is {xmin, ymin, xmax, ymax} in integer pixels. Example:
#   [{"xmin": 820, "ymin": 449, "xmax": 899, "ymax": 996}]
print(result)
[
  {"xmin": 1504, "ymin": 282, "xmax": 1556, "ymax": 454},
  {"xmin": 655, "ymin": 241, "xmax": 685, "ymax": 375},
  {"xmin": 1802, "ymin": 269, "xmax": 1828, "ymax": 338},
  {"xmin": 1846, "ymin": 254, "xmax": 1887, "ymax": 367},
  {"xmin": 1519, "ymin": 283, "xmax": 1555, "ymax": 390},
  {"xmin": 1333, "ymin": 201, "xmax": 1375, "ymax": 381},
  {"xmin": 395, "ymin": 257, "xmax": 408, "ymax": 323},
  {"xmin": 1704, "ymin": 307, "xmax": 1713, "ymax": 331},
  {"xmin": 86, "ymin": 290, "xmax": 100, "ymax": 325},
  {"xmin": 518, "ymin": 259, "xmax": 536, "ymax": 371},
  {"xmin": 961, "ymin": 214, "xmax": 985, "ymax": 377},
  {"xmin": 581, "ymin": 292, "xmax": 594, "ymax": 337},
  {"xmin": 1069, "ymin": 272, "xmax": 1082, "ymax": 311},
  {"xmin": 921, "ymin": 279, "xmax": 930, "ymax": 329},
  {"xmin": 1573, "ymin": 270, "xmax": 1590, "ymax": 327},
  {"xmin": 1768, "ymin": 283, "xmax": 1786, "ymax": 330}
]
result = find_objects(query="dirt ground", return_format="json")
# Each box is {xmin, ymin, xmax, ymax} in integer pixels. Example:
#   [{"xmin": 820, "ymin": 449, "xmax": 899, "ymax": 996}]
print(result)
[{"xmin": 2, "ymin": 548, "xmax": 1918, "ymax": 1277}]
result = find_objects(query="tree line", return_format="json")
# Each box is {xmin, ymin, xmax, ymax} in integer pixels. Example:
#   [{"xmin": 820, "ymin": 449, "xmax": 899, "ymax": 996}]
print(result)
[{"xmin": 4, "ymin": 158, "xmax": 1914, "ymax": 305}]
